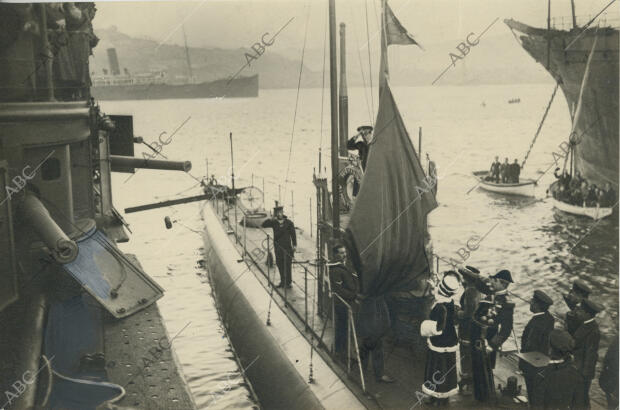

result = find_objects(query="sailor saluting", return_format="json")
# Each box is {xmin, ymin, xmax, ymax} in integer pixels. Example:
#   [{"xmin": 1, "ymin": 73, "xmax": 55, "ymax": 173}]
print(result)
[
  {"xmin": 261, "ymin": 204, "xmax": 296, "ymax": 288},
  {"xmin": 347, "ymin": 125, "xmax": 373, "ymax": 171}
]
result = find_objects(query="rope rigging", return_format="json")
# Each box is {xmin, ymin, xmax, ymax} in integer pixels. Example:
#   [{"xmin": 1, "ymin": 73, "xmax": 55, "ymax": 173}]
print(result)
[
  {"xmin": 283, "ymin": 2, "xmax": 312, "ymax": 199},
  {"xmin": 521, "ymin": 82, "xmax": 559, "ymax": 170}
]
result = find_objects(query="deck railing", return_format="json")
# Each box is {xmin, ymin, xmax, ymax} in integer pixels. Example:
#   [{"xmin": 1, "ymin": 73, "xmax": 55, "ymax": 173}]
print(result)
[{"xmin": 211, "ymin": 191, "xmax": 368, "ymax": 391}]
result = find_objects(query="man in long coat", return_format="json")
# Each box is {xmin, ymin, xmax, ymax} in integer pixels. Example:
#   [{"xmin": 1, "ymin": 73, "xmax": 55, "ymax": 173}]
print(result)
[
  {"xmin": 470, "ymin": 269, "xmax": 514, "ymax": 403},
  {"xmin": 532, "ymin": 329, "xmax": 584, "ymax": 409},
  {"xmin": 573, "ymin": 299, "xmax": 603, "ymax": 409},
  {"xmin": 456, "ymin": 266, "xmax": 481, "ymax": 395},
  {"xmin": 519, "ymin": 290, "xmax": 555, "ymax": 404},
  {"xmin": 328, "ymin": 243, "xmax": 359, "ymax": 360}
]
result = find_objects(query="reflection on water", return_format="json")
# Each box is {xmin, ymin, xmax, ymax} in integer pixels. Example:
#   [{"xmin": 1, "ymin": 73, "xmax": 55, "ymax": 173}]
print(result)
[{"xmin": 109, "ymin": 83, "xmax": 617, "ymax": 409}]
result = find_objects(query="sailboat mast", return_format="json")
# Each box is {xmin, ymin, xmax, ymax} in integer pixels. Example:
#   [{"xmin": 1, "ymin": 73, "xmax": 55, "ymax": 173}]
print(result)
[
  {"xmin": 182, "ymin": 25, "xmax": 194, "ymax": 81},
  {"xmin": 339, "ymin": 23, "xmax": 349, "ymax": 157},
  {"xmin": 329, "ymin": 0, "xmax": 340, "ymax": 231}
]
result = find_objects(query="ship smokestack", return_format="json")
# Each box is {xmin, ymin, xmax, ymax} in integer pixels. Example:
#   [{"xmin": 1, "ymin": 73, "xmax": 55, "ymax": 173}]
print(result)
[{"xmin": 107, "ymin": 48, "xmax": 121, "ymax": 76}]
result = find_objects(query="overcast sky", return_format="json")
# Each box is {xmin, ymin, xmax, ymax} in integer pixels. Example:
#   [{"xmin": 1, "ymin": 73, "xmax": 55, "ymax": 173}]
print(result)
[{"xmin": 93, "ymin": 0, "xmax": 617, "ymax": 50}]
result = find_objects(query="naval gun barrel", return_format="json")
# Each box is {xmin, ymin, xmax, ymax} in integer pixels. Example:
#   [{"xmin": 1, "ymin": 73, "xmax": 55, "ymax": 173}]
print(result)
[
  {"xmin": 110, "ymin": 155, "xmax": 192, "ymax": 172},
  {"xmin": 18, "ymin": 193, "xmax": 79, "ymax": 263}
]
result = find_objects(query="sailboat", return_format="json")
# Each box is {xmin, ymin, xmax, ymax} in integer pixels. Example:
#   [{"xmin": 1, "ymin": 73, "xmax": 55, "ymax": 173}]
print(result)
[{"xmin": 505, "ymin": 1, "xmax": 618, "ymax": 218}]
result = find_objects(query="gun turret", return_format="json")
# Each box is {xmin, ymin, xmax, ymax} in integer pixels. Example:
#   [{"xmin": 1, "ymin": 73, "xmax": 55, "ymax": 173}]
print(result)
[
  {"xmin": 18, "ymin": 193, "xmax": 78, "ymax": 263},
  {"xmin": 110, "ymin": 155, "xmax": 192, "ymax": 172}
]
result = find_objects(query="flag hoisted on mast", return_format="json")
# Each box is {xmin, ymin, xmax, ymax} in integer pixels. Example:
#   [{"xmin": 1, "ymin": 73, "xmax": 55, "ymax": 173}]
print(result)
[
  {"xmin": 346, "ymin": 0, "xmax": 435, "ymax": 297},
  {"xmin": 379, "ymin": 0, "xmax": 422, "ymax": 93}
]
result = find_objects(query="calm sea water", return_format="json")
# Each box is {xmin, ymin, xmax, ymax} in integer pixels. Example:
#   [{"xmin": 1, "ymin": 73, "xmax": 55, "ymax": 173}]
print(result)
[{"xmin": 110, "ymin": 84, "xmax": 618, "ymax": 409}]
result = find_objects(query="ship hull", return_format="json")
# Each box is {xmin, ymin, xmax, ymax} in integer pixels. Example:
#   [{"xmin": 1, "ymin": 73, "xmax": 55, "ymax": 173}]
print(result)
[
  {"xmin": 92, "ymin": 74, "xmax": 258, "ymax": 100},
  {"xmin": 201, "ymin": 201, "xmax": 365, "ymax": 410},
  {"xmin": 505, "ymin": 20, "xmax": 619, "ymax": 188}
]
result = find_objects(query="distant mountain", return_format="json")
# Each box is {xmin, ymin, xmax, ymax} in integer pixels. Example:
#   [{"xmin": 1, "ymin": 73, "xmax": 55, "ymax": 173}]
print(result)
[
  {"xmin": 91, "ymin": 26, "xmax": 324, "ymax": 89},
  {"xmin": 91, "ymin": 26, "xmax": 552, "ymax": 89}
]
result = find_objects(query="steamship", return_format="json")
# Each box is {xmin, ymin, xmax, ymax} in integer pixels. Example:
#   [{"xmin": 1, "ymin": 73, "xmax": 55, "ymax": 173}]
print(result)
[{"xmin": 91, "ymin": 47, "xmax": 259, "ymax": 101}]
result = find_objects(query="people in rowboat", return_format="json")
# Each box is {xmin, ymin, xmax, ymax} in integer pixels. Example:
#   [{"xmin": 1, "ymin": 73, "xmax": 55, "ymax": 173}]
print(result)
[
  {"xmin": 488, "ymin": 156, "xmax": 501, "ymax": 183},
  {"xmin": 602, "ymin": 182, "xmax": 616, "ymax": 207},
  {"xmin": 510, "ymin": 159, "xmax": 520, "ymax": 183},
  {"xmin": 347, "ymin": 125, "xmax": 373, "ymax": 171},
  {"xmin": 500, "ymin": 158, "xmax": 510, "ymax": 183}
]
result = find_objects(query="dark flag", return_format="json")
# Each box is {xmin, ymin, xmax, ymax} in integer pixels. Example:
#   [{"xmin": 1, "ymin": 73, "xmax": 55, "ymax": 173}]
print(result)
[
  {"xmin": 345, "ymin": 84, "xmax": 438, "ymax": 297},
  {"xmin": 380, "ymin": 0, "xmax": 422, "ymax": 93}
]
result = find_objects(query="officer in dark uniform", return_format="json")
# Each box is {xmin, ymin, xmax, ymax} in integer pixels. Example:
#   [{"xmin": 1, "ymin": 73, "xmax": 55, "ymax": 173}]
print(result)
[
  {"xmin": 347, "ymin": 125, "xmax": 372, "ymax": 171},
  {"xmin": 532, "ymin": 329, "xmax": 584, "ymax": 409},
  {"xmin": 456, "ymin": 266, "xmax": 481, "ymax": 395},
  {"xmin": 563, "ymin": 279, "xmax": 591, "ymax": 336},
  {"xmin": 328, "ymin": 243, "xmax": 360, "ymax": 360},
  {"xmin": 261, "ymin": 205, "xmax": 296, "ymax": 288},
  {"xmin": 485, "ymin": 270, "xmax": 514, "ymax": 367},
  {"xmin": 599, "ymin": 334, "xmax": 619, "ymax": 409},
  {"xmin": 519, "ymin": 290, "xmax": 555, "ymax": 403},
  {"xmin": 470, "ymin": 269, "xmax": 514, "ymax": 403},
  {"xmin": 573, "ymin": 299, "xmax": 603, "ymax": 409}
]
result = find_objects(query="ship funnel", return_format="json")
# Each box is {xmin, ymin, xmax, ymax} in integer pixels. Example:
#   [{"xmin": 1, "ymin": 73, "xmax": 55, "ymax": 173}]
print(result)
[{"xmin": 107, "ymin": 48, "xmax": 121, "ymax": 76}]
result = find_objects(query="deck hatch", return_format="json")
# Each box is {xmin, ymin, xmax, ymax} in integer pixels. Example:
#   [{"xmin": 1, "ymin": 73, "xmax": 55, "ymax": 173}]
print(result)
[{"xmin": 62, "ymin": 226, "xmax": 163, "ymax": 318}]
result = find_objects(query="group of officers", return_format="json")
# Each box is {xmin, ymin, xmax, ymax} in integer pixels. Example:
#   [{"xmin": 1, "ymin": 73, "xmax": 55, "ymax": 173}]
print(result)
[
  {"xmin": 327, "ymin": 253, "xmax": 617, "ymax": 409},
  {"xmin": 552, "ymin": 169, "xmax": 616, "ymax": 208},
  {"xmin": 487, "ymin": 156, "xmax": 521, "ymax": 183}
]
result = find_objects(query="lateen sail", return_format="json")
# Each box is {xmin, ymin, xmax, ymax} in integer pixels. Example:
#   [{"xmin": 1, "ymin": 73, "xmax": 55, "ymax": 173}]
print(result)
[{"xmin": 346, "ymin": 83, "xmax": 438, "ymax": 297}]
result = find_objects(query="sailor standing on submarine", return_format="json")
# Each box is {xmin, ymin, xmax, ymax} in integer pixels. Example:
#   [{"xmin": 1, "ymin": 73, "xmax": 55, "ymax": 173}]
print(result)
[{"xmin": 262, "ymin": 204, "xmax": 296, "ymax": 288}]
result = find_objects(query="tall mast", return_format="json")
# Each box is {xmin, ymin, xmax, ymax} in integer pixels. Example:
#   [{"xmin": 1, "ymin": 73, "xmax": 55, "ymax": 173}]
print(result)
[
  {"xmin": 329, "ymin": 0, "xmax": 340, "ymax": 232},
  {"xmin": 570, "ymin": 0, "xmax": 577, "ymax": 29},
  {"xmin": 546, "ymin": 0, "xmax": 551, "ymax": 69},
  {"xmin": 338, "ymin": 23, "xmax": 348, "ymax": 157},
  {"xmin": 182, "ymin": 25, "xmax": 194, "ymax": 81}
]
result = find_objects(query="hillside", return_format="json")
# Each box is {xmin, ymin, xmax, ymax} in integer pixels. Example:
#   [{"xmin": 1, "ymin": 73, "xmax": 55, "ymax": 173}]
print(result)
[{"xmin": 91, "ymin": 26, "xmax": 552, "ymax": 89}]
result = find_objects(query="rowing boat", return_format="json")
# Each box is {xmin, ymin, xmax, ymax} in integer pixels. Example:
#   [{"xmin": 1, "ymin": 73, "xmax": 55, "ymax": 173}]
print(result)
[
  {"xmin": 472, "ymin": 170, "xmax": 536, "ymax": 197},
  {"xmin": 551, "ymin": 197, "xmax": 614, "ymax": 220}
]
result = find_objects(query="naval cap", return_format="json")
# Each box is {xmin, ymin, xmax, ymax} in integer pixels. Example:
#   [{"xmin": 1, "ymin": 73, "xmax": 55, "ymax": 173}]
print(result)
[
  {"xmin": 581, "ymin": 298, "xmax": 604, "ymax": 315},
  {"xmin": 572, "ymin": 279, "xmax": 591, "ymax": 296},
  {"xmin": 533, "ymin": 290, "xmax": 554, "ymax": 307},
  {"xmin": 549, "ymin": 329, "xmax": 574, "ymax": 353},
  {"xmin": 492, "ymin": 269, "xmax": 513, "ymax": 283}
]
